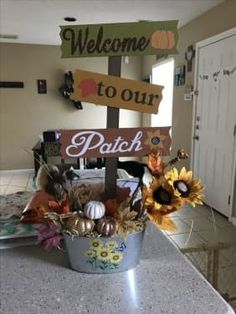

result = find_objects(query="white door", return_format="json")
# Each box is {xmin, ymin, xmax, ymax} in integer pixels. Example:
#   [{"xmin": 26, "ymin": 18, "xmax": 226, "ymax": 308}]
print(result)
[{"xmin": 192, "ymin": 29, "xmax": 236, "ymax": 217}]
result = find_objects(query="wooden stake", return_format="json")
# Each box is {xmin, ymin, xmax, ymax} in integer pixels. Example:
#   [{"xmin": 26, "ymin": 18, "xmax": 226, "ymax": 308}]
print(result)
[{"xmin": 105, "ymin": 56, "xmax": 121, "ymax": 197}]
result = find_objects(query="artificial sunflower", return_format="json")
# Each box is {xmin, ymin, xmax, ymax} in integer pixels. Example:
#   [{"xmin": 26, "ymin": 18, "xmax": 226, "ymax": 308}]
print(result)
[
  {"xmin": 143, "ymin": 176, "xmax": 184, "ymax": 215},
  {"xmin": 165, "ymin": 167, "xmax": 204, "ymax": 207}
]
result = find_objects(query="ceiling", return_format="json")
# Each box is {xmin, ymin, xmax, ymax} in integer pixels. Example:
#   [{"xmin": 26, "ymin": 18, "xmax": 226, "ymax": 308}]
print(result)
[{"xmin": 0, "ymin": 0, "xmax": 224, "ymax": 46}]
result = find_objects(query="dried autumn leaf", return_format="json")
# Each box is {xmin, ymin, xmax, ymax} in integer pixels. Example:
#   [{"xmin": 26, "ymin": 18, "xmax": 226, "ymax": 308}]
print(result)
[
  {"xmin": 105, "ymin": 198, "xmax": 119, "ymax": 217},
  {"xmin": 148, "ymin": 149, "xmax": 166, "ymax": 177},
  {"xmin": 116, "ymin": 187, "xmax": 131, "ymax": 203},
  {"xmin": 24, "ymin": 204, "xmax": 49, "ymax": 224},
  {"xmin": 48, "ymin": 198, "xmax": 70, "ymax": 214},
  {"xmin": 69, "ymin": 185, "xmax": 92, "ymax": 211},
  {"xmin": 119, "ymin": 207, "xmax": 137, "ymax": 221},
  {"xmin": 115, "ymin": 205, "xmax": 144, "ymax": 239},
  {"xmin": 117, "ymin": 220, "xmax": 144, "ymax": 239}
]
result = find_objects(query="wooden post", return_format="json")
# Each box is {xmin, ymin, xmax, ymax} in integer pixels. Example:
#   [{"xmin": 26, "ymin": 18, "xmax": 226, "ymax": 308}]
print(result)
[{"xmin": 105, "ymin": 56, "xmax": 121, "ymax": 197}]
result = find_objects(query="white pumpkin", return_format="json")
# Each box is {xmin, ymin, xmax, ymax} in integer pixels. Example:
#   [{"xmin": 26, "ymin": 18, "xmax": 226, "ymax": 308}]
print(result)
[{"xmin": 84, "ymin": 201, "xmax": 105, "ymax": 220}]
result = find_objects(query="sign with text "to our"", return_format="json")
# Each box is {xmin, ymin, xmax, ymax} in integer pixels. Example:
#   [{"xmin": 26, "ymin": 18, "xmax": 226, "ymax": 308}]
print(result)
[
  {"xmin": 60, "ymin": 20, "xmax": 178, "ymax": 58},
  {"xmin": 60, "ymin": 127, "xmax": 171, "ymax": 158},
  {"xmin": 71, "ymin": 69, "xmax": 164, "ymax": 114}
]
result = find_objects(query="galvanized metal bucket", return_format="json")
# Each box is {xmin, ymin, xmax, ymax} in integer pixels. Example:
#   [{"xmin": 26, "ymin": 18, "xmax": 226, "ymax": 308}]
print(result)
[{"xmin": 63, "ymin": 230, "xmax": 145, "ymax": 273}]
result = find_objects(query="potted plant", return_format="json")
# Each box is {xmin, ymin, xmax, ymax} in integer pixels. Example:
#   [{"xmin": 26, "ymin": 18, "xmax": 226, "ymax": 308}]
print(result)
[{"xmin": 31, "ymin": 149, "xmax": 204, "ymax": 273}]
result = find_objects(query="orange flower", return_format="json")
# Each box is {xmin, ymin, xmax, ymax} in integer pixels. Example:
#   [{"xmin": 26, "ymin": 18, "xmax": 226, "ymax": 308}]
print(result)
[{"xmin": 148, "ymin": 149, "xmax": 166, "ymax": 177}]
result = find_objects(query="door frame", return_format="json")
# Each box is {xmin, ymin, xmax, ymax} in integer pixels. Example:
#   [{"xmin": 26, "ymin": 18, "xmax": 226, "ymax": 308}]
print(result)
[{"xmin": 191, "ymin": 27, "xmax": 236, "ymax": 221}]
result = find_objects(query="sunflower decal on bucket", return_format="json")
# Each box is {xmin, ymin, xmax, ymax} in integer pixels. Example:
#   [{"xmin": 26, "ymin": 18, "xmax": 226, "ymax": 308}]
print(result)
[{"xmin": 85, "ymin": 239, "xmax": 126, "ymax": 271}]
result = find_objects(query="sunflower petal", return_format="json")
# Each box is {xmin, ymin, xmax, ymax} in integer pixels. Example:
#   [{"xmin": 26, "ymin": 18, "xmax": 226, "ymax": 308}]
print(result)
[
  {"xmin": 147, "ymin": 210, "xmax": 163, "ymax": 225},
  {"xmin": 159, "ymin": 216, "xmax": 177, "ymax": 232},
  {"xmin": 179, "ymin": 167, "xmax": 187, "ymax": 178}
]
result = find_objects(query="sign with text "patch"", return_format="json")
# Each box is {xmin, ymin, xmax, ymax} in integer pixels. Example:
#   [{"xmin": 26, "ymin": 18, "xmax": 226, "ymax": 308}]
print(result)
[
  {"xmin": 60, "ymin": 127, "xmax": 171, "ymax": 158},
  {"xmin": 71, "ymin": 69, "xmax": 163, "ymax": 114},
  {"xmin": 60, "ymin": 21, "xmax": 178, "ymax": 58}
]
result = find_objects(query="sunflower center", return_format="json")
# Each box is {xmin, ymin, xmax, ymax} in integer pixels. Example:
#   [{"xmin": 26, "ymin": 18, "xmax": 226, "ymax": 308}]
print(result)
[
  {"xmin": 174, "ymin": 180, "xmax": 189, "ymax": 197},
  {"xmin": 153, "ymin": 187, "xmax": 171, "ymax": 205},
  {"xmin": 101, "ymin": 252, "xmax": 108, "ymax": 257},
  {"xmin": 92, "ymin": 242, "xmax": 99, "ymax": 247}
]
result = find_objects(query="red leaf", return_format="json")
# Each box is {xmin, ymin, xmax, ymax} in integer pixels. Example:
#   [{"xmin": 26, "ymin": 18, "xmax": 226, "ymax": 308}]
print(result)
[{"xmin": 78, "ymin": 79, "xmax": 97, "ymax": 97}]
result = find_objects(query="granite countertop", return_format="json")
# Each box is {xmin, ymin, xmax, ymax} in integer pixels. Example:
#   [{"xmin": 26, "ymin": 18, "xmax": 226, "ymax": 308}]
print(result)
[{"xmin": 0, "ymin": 224, "xmax": 234, "ymax": 314}]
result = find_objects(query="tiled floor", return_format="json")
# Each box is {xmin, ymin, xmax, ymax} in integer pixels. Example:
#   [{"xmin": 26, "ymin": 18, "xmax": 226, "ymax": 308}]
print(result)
[
  {"xmin": 162, "ymin": 203, "xmax": 236, "ymax": 309},
  {"xmin": 0, "ymin": 170, "xmax": 236, "ymax": 309},
  {"xmin": 0, "ymin": 170, "xmax": 35, "ymax": 195},
  {"xmin": 163, "ymin": 206, "xmax": 236, "ymax": 249}
]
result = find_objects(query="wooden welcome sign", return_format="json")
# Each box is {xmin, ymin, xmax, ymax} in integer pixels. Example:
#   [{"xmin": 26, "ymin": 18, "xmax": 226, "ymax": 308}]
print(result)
[
  {"xmin": 60, "ymin": 20, "xmax": 178, "ymax": 58},
  {"xmin": 70, "ymin": 69, "xmax": 163, "ymax": 113},
  {"xmin": 60, "ymin": 127, "xmax": 171, "ymax": 158}
]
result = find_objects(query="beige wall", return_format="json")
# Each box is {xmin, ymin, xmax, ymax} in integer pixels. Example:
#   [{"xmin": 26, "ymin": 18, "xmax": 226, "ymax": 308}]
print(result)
[
  {"xmin": 0, "ymin": 44, "xmax": 142, "ymax": 170},
  {"xmin": 142, "ymin": 0, "xmax": 236, "ymax": 217},
  {"xmin": 142, "ymin": 0, "xmax": 236, "ymax": 167}
]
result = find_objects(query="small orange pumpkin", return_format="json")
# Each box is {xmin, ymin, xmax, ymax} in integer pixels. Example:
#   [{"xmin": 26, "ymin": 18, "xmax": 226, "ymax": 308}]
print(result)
[{"xmin": 150, "ymin": 30, "xmax": 175, "ymax": 50}]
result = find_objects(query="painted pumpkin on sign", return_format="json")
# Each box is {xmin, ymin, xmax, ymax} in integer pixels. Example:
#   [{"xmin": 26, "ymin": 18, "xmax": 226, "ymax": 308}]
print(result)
[
  {"xmin": 84, "ymin": 201, "xmax": 105, "ymax": 220},
  {"xmin": 150, "ymin": 30, "xmax": 175, "ymax": 50},
  {"xmin": 96, "ymin": 217, "xmax": 117, "ymax": 237}
]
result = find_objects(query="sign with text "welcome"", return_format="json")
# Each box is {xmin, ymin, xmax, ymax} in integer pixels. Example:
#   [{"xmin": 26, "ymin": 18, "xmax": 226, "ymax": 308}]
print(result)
[
  {"xmin": 60, "ymin": 20, "xmax": 178, "ymax": 58},
  {"xmin": 71, "ymin": 69, "xmax": 163, "ymax": 114},
  {"xmin": 60, "ymin": 127, "xmax": 171, "ymax": 158}
]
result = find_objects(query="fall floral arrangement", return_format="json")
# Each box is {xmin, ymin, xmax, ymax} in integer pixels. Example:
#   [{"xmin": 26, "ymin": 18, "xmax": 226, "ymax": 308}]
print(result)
[
  {"xmin": 144, "ymin": 149, "xmax": 204, "ymax": 231},
  {"xmin": 21, "ymin": 149, "xmax": 204, "ymax": 253}
]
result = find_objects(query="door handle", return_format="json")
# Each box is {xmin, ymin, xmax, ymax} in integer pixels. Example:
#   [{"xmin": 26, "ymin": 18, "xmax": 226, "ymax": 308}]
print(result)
[{"xmin": 193, "ymin": 135, "xmax": 199, "ymax": 140}]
